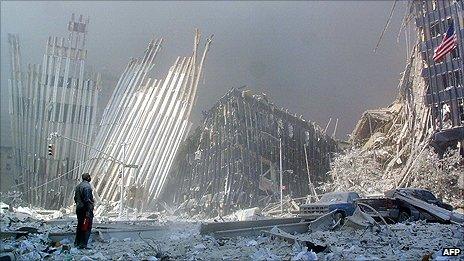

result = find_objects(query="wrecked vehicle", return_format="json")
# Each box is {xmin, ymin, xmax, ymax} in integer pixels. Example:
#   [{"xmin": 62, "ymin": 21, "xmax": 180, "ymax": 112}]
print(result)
[
  {"xmin": 357, "ymin": 188, "xmax": 457, "ymax": 223},
  {"xmin": 355, "ymin": 196, "xmax": 400, "ymax": 223},
  {"xmin": 385, "ymin": 188, "xmax": 453, "ymax": 211},
  {"xmin": 299, "ymin": 192, "xmax": 359, "ymax": 219},
  {"xmin": 387, "ymin": 188, "xmax": 458, "ymax": 223}
]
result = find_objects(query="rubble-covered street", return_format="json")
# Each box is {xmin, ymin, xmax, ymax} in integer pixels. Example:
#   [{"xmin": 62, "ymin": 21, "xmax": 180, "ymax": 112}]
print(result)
[{"xmin": 1, "ymin": 205, "xmax": 463, "ymax": 260}]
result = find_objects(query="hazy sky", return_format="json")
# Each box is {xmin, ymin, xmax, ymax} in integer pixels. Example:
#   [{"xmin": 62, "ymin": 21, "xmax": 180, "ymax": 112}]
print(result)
[{"xmin": 1, "ymin": 1, "xmax": 409, "ymax": 146}]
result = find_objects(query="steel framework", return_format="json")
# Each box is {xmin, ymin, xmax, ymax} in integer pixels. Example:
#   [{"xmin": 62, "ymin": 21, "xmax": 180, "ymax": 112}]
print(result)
[
  {"xmin": 85, "ymin": 30, "xmax": 213, "ymax": 210},
  {"xmin": 8, "ymin": 14, "xmax": 100, "ymax": 208}
]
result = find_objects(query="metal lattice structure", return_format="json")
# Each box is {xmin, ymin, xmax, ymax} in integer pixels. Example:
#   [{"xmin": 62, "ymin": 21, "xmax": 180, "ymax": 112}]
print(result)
[
  {"xmin": 85, "ymin": 30, "xmax": 213, "ymax": 210},
  {"xmin": 162, "ymin": 88, "xmax": 339, "ymax": 216},
  {"xmin": 8, "ymin": 14, "xmax": 100, "ymax": 208}
]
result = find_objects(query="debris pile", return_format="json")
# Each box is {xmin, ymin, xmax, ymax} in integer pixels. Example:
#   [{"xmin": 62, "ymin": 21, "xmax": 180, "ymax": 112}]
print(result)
[
  {"xmin": 2, "ymin": 198, "xmax": 463, "ymax": 260},
  {"xmin": 323, "ymin": 45, "xmax": 464, "ymax": 208},
  {"xmin": 295, "ymin": 221, "xmax": 464, "ymax": 260}
]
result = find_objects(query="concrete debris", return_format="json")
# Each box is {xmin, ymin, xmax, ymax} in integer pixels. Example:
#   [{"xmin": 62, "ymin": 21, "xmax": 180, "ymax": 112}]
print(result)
[
  {"xmin": 266, "ymin": 226, "xmax": 327, "ymax": 254},
  {"xmin": 231, "ymin": 207, "xmax": 262, "ymax": 221},
  {"xmin": 324, "ymin": 147, "xmax": 464, "ymax": 210},
  {"xmin": 2, "ymin": 203, "xmax": 464, "ymax": 260},
  {"xmin": 308, "ymin": 210, "xmax": 342, "ymax": 232},
  {"xmin": 343, "ymin": 207, "xmax": 377, "ymax": 230},
  {"xmin": 292, "ymin": 248, "xmax": 318, "ymax": 261},
  {"xmin": 394, "ymin": 192, "xmax": 464, "ymax": 224},
  {"xmin": 245, "ymin": 239, "xmax": 258, "ymax": 247},
  {"xmin": 250, "ymin": 248, "xmax": 281, "ymax": 260}
]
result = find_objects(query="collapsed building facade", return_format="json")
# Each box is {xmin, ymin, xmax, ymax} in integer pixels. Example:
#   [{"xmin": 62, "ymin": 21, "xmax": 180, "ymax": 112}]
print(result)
[
  {"xmin": 7, "ymin": 14, "xmax": 100, "ymax": 209},
  {"xmin": 163, "ymin": 88, "xmax": 338, "ymax": 215},
  {"xmin": 85, "ymin": 30, "xmax": 213, "ymax": 211}
]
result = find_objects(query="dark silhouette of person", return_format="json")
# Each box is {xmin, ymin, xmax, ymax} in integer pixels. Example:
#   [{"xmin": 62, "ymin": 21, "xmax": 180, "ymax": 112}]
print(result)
[{"xmin": 74, "ymin": 173, "xmax": 94, "ymax": 249}]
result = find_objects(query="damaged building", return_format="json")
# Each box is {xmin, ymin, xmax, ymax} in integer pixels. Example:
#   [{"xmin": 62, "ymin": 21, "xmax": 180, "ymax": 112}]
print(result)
[
  {"xmin": 162, "ymin": 88, "xmax": 338, "ymax": 216},
  {"xmin": 351, "ymin": 0, "xmax": 463, "ymax": 153},
  {"xmin": 7, "ymin": 14, "xmax": 100, "ymax": 209},
  {"xmin": 334, "ymin": 0, "xmax": 463, "ymax": 205},
  {"xmin": 85, "ymin": 30, "xmax": 213, "ymax": 211},
  {"xmin": 413, "ymin": 0, "xmax": 464, "ymax": 153}
]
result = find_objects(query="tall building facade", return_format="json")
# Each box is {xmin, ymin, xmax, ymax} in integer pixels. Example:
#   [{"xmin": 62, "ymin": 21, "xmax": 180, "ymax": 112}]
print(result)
[
  {"xmin": 8, "ymin": 14, "xmax": 100, "ymax": 208},
  {"xmin": 413, "ymin": 0, "xmax": 464, "ymax": 151}
]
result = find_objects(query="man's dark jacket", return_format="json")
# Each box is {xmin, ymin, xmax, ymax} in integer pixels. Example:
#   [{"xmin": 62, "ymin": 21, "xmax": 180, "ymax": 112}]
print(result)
[{"xmin": 74, "ymin": 180, "xmax": 94, "ymax": 216}]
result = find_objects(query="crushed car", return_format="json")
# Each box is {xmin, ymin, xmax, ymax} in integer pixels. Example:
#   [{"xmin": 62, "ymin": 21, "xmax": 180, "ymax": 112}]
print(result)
[
  {"xmin": 357, "ymin": 188, "xmax": 460, "ymax": 223},
  {"xmin": 299, "ymin": 191, "xmax": 359, "ymax": 220}
]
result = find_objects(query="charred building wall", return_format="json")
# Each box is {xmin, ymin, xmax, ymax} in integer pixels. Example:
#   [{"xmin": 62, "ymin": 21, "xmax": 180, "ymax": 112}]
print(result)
[{"xmin": 162, "ymin": 88, "xmax": 338, "ymax": 215}]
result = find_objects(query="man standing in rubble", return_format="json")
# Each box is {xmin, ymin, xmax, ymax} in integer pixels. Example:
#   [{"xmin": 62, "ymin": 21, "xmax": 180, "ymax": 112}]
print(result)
[{"xmin": 74, "ymin": 173, "xmax": 95, "ymax": 249}]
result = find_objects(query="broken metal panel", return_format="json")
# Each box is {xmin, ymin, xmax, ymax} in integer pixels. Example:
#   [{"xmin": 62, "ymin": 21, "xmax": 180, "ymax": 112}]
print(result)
[
  {"xmin": 85, "ymin": 30, "xmax": 213, "ymax": 209},
  {"xmin": 162, "ymin": 88, "xmax": 339, "ymax": 215},
  {"xmin": 8, "ymin": 14, "xmax": 100, "ymax": 209}
]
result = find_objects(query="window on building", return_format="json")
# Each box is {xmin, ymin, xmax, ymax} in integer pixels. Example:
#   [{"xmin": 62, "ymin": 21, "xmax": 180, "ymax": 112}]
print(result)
[
  {"xmin": 451, "ymin": 48, "xmax": 460, "ymax": 60},
  {"xmin": 453, "ymin": 70, "xmax": 462, "ymax": 87},
  {"xmin": 432, "ymin": 0, "xmax": 437, "ymax": 11},
  {"xmin": 430, "ymin": 22, "xmax": 440, "ymax": 38},
  {"xmin": 442, "ymin": 73, "xmax": 449, "ymax": 89},
  {"xmin": 422, "ymin": 51, "xmax": 429, "ymax": 67},
  {"xmin": 421, "ymin": 1, "xmax": 427, "ymax": 15},
  {"xmin": 63, "ymin": 104, "xmax": 68, "ymax": 122},
  {"xmin": 420, "ymin": 28, "xmax": 426, "ymax": 42},
  {"xmin": 288, "ymin": 124, "xmax": 294, "ymax": 138},
  {"xmin": 459, "ymin": 99, "xmax": 464, "ymax": 123},
  {"xmin": 446, "ymin": 17, "xmax": 454, "ymax": 28}
]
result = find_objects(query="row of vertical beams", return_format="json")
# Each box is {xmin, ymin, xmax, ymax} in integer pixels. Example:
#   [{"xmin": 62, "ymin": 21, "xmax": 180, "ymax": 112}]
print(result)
[
  {"xmin": 163, "ymin": 88, "xmax": 338, "ymax": 216},
  {"xmin": 8, "ymin": 14, "xmax": 100, "ymax": 209},
  {"xmin": 85, "ymin": 30, "xmax": 213, "ymax": 210}
]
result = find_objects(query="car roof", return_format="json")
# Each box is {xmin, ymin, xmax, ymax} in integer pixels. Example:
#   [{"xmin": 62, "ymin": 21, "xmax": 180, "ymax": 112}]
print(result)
[
  {"xmin": 396, "ymin": 188, "xmax": 432, "ymax": 193},
  {"xmin": 322, "ymin": 191, "xmax": 358, "ymax": 196}
]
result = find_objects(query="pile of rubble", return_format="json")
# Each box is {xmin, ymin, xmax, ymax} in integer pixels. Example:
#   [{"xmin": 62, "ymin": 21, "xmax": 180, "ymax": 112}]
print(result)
[
  {"xmin": 295, "ymin": 220, "xmax": 463, "ymax": 260},
  {"xmin": 2, "ymin": 199, "xmax": 463, "ymax": 260},
  {"xmin": 323, "ymin": 147, "xmax": 463, "ymax": 208},
  {"xmin": 0, "ymin": 229, "xmax": 167, "ymax": 260},
  {"xmin": 322, "ymin": 46, "xmax": 464, "ymax": 209}
]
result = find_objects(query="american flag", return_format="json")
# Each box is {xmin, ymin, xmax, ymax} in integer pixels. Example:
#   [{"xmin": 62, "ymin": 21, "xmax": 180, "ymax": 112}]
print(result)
[{"xmin": 433, "ymin": 24, "xmax": 458, "ymax": 62}]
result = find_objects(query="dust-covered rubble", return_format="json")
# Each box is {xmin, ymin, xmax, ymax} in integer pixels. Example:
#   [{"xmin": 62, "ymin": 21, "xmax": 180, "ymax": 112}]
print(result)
[
  {"xmin": 322, "ymin": 147, "xmax": 464, "ymax": 209},
  {"xmin": 296, "ymin": 220, "xmax": 463, "ymax": 260},
  {"xmin": 2, "ymin": 203, "xmax": 463, "ymax": 260}
]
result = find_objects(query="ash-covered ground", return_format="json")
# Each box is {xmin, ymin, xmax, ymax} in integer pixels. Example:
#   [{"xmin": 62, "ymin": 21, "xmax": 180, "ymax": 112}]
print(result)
[{"xmin": 1, "ymin": 205, "xmax": 463, "ymax": 260}]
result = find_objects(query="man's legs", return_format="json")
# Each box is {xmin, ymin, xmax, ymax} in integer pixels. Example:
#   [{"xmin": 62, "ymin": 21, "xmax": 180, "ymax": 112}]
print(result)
[
  {"xmin": 82, "ymin": 216, "xmax": 93, "ymax": 248},
  {"xmin": 75, "ymin": 208, "xmax": 85, "ymax": 248}
]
